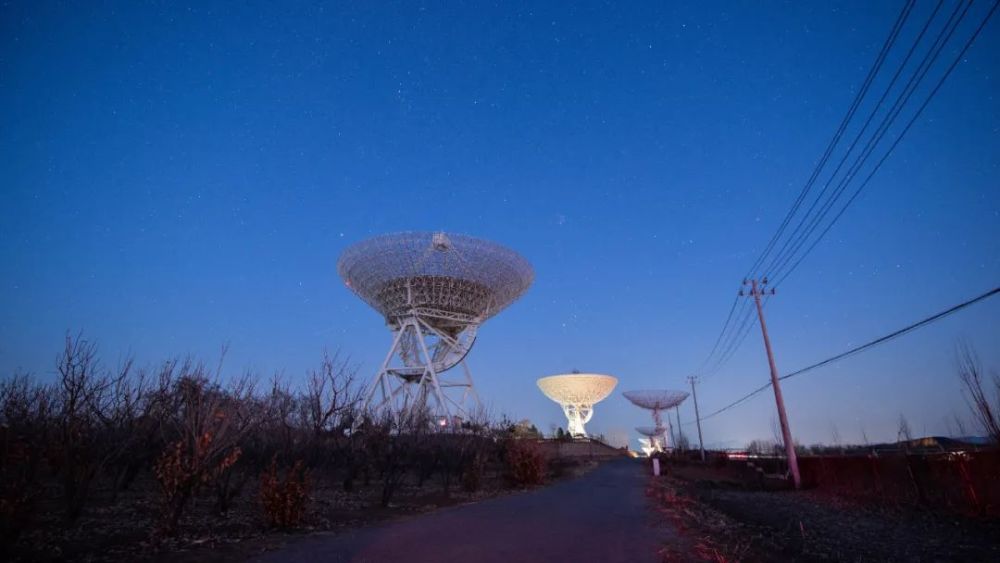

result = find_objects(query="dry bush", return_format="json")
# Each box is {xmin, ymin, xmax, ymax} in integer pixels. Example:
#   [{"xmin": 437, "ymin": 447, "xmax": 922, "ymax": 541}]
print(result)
[
  {"xmin": 503, "ymin": 438, "xmax": 546, "ymax": 487},
  {"xmin": 153, "ymin": 363, "xmax": 257, "ymax": 535},
  {"xmin": 259, "ymin": 457, "xmax": 309, "ymax": 528},
  {"xmin": 0, "ymin": 374, "xmax": 53, "ymax": 551},
  {"xmin": 956, "ymin": 344, "xmax": 1000, "ymax": 445},
  {"xmin": 49, "ymin": 334, "xmax": 147, "ymax": 521}
]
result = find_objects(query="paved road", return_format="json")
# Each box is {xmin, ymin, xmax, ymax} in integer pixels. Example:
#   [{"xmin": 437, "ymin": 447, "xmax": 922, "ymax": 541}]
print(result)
[{"xmin": 252, "ymin": 458, "xmax": 674, "ymax": 563}]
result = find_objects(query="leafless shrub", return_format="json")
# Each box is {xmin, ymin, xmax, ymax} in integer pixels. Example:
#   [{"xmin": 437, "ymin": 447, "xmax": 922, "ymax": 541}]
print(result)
[
  {"xmin": 956, "ymin": 344, "xmax": 1000, "ymax": 445},
  {"xmin": 50, "ymin": 334, "xmax": 134, "ymax": 521},
  {"xmin": 0, "ymin": 374, "xmax": 53, "ymax": 551},
  {"xmin": 153, "ymin": 361, "xmax": 258, "ymax": 535}
]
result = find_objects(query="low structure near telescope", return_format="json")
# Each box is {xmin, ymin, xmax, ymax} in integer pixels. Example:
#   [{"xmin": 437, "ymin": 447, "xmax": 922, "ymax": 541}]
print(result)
[
  {"xmin": 339, "ymin": 231, "xmax": 533, "ymax": 423},
  {"xmin": 623, "ymin": 390, "xmax": 689, "ymax": 449},
  {"xmin": 635, "ymin": 425, "xmax": 667, "ymax": 456},
  {"xmin": 537, "ymin": 373, "xmax": 618, "ymax": 437}
]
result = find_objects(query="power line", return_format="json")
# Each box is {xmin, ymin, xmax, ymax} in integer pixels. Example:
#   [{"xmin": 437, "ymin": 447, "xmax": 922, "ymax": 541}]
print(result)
[
  {"xmin": 767, "ymin": 0, "xmax": 972, "ymax": 277},
  {"xmin": 693, "ymin": 293, "xmax": 740, "ymax": 374},
  {"xmin": 699, "ymin": 296, "xmax": 764, "ymax": 380},
  {"xmin": 744, "ymin": 0, "xmax": 917, "ymax": 280},
  {"xmin": 688, "ymin": 284, "xmax": 1000, "ymax": 425},
  {"xmin": 762, "ymin": 0, "xmax": 952, "ymax": 280},
  {"xmin": 693, "ymin": 0, "xmax": 919, "ymax": 375},
  {"xmin": 771, "ymin": 0, "xmax": 999, "ymax": 286},
  {"xmin": 688, "ymin": 0, "xmax": 997, "ymax": 381},
  {"xmin": 779, "ymin": 285, "xmax": 1000, "ymax": 382}
]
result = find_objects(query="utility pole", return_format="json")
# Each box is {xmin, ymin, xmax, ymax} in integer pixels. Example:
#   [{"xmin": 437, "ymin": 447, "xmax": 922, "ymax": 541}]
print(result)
[
  {"xmin": 741, "ymin": 278, "xmax": 801, "ymax": 489},
  {"xmin": 688, "ymin": 375, "xmax": 706, "ymax": 462}
]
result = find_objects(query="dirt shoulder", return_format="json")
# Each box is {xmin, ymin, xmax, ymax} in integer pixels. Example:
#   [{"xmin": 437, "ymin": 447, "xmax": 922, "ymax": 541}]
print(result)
[{"xmin": 650, "ymin": 462, "xmax": 1000, "ymax": 562}]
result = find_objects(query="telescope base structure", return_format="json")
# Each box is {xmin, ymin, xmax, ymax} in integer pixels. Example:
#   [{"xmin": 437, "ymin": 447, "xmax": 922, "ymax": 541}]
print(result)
[
  {"xmin": 560, "ymin": 402, "xmax": 595, "ymax": 437},
  {"xmin": 364, "ymin": 315, "xmax": 480, "ymax": 424}
]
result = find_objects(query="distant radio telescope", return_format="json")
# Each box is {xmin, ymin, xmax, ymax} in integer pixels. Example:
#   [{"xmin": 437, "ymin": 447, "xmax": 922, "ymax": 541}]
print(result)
[
  {"xmin": 537, "ymin": 373, "xmax": 618, "ymax": 437},
  {"xmin": 635, "ymin": 425, "xmax": 667, "ymax": 456},
  {"xmin": 623, "ymin": 390, "xmax": 689, "ymax": 449},
  {"xmin": 338, "ymin": 231, "xmax": 533, "ymax": 423}
]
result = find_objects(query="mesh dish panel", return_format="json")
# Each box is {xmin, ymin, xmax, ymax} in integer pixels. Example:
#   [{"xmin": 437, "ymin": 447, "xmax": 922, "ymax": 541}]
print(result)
[
  {"xmin": 635, "ymin": 426, "xmax": 667, "ymax": 437},
  {"xmin": 338, "ymin": 232, "xmax": 533, "ymax": 324},
  {"xmin": 622, "ymin": 390, "xmax": 690, "ymax": 410}
]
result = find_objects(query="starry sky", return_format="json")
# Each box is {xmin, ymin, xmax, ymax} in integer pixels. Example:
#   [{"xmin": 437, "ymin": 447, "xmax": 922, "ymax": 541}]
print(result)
[{"xmin": 2, "ymin": 1, "xmax": 998, "ymax": 448}]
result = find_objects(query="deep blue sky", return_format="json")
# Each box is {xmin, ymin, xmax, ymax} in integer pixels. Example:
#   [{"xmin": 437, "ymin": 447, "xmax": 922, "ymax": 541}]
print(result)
[{"xmin": 2, "ymin": 1, "xmax": 998, "ymax": 448}]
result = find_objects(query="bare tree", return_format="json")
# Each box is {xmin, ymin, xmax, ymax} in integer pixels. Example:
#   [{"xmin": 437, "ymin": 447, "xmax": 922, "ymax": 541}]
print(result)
[
  {"xmin": 153, "ymin": 360, "xmax": 257, "ymax": 534},
  {"xmin": 51, "ymin": 334, "xmax": 122, "ymax": 521},
  {"xmin": 300, "ymin": 351, "xmax": 360, "ymax": 439},
  {"xmin": 956, "ymin": 344, "xmax": 1000, "ymax": 445},
  {"xmin": 897, "ymin": 413, "xmax": 913, "ymax": 443}
]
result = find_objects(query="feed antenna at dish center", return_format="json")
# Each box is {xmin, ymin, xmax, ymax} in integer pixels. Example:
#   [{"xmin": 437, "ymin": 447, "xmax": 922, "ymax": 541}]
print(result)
[{"xmin": 338, "ymin": 231, "xmax": 533, "ymax": 425}]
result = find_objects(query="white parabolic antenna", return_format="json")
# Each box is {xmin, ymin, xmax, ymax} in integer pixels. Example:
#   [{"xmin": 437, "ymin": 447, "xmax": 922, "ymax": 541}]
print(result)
[
  {"xmin": 339, "ymin": 231, "xmax": 533, "ymax": 423},
  {"xmin": 537, "ymin": 373, "xmax": 618, "ymax": 437},
  {"xmin": 635, "ymin": 425, "xmax": 667, "ymax": 454}
]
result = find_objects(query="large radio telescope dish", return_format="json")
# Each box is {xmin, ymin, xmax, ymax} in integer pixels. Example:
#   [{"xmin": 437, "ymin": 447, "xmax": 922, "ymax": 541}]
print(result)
[
  {"xmin": 339, "ymin": 231, "xmax": 533, "ymax": 330},
  {"xmin": 537, "ymin": 373, "xmax": 618, "ymax": 437},
  {"xmin": 622, "ymin": 390, "xmax": 689, "ymax": 411},
  {"xmin": 339, "ymin": 232, "xmax": 533, "ymax": 423}
]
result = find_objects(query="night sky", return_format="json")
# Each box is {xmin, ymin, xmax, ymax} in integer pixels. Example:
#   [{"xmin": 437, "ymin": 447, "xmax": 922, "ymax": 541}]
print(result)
[{"xmin": 2, "ymin": 1, "xmax": 998, "ymax": 448}]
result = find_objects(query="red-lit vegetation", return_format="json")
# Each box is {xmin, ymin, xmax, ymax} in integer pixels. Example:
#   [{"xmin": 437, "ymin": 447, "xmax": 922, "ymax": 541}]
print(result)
[
  {"xmin": 502, "ymin": 437, "xmax": 547, "ymax": 487},
  {"xmin": 259, "ymin": 458, "xmax": 309, "ymax": 529},
  {"xmin": 0, "ymin": 335, "xmax": 559, "ymax": 561},
  {"xmin": 651, "ymin": 454, "xmax": 1000, "ymax": 561}
]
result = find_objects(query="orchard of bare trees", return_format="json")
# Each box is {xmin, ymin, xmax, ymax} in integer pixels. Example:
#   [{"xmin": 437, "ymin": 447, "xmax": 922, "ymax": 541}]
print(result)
[{"xmin": 0, "ymin": 335, "xmax": 548, "ymax": 561}]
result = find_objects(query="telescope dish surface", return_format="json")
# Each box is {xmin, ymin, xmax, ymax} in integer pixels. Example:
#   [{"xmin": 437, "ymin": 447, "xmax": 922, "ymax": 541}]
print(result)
[
  {"xmin": 622, "ymin": 389, "xmax": 689, "ymax": 411},
  {"xmin": 536, "ymin": 373, "xmax": 618, "ymax": 437},
  {"xmin": 537, "ymin": 374, "xmax": 618, "ymax": 404},
  {"xmin": 338, "ymin": 231, "xmax": 533, "ymax": 328},
  {"xmin": 635, "ymin": 426, "xmax": 667, "ymax": 437}
]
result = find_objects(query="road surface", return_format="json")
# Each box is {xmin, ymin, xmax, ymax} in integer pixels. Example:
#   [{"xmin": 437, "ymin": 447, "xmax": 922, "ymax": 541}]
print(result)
[{"xmin": 252, "ymin": 458, "xmax": 675, "ymax": 562}]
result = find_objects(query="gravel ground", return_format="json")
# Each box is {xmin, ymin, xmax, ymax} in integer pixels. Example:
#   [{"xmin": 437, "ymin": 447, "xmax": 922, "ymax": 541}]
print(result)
[{"xmin": 659, "ymin": 464, "xmax": 1000, "ymax": 562}]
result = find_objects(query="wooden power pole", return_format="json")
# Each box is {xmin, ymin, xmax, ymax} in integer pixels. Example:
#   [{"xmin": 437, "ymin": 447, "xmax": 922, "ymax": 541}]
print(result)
[
  {"xmin": 688, "ymin": 375, "xmax": 706, "ymax": 462},
  {"xmin": 742, "ymin": 278, "xmax": 801, "ymax": 489}
]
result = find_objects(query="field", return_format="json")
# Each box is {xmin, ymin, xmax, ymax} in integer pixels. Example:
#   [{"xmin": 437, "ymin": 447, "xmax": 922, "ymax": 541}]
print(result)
[
  {"xmin": 649, "ymin": 452, "xmax": 1000, "ymax": 562},
  {"xmin": 0, "ymin": 337, "xmax": 582, "ymax": 562}
]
